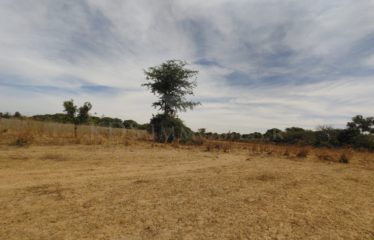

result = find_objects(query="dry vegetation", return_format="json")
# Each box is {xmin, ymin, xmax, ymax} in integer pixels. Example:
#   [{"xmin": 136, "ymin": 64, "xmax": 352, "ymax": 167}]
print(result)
[
  {"xmin": 0, "ymin": 118, "xmax": 150, "ymax": 146},
  {"xmin": 0, "ymin": 119, "xmax": 373, "ymax": 239}
]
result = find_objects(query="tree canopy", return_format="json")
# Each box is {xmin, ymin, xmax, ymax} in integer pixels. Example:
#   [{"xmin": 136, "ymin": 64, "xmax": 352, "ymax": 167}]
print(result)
[
  {"xmin": 142, "ymin": 60, "xmax": 200, "ymax": 117},
  {"xmin": 63, "ymin": 100, "xmax": 92, "ymax": 137}
]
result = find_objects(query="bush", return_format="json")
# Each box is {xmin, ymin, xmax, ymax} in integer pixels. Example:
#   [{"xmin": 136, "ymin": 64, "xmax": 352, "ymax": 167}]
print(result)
[
  {"xmin": 317, "ymin": 153, "xmax": 335, "ymax": 162},
  {"xmin": 296, "ymin": 148, "xmax": 309, "ymax": 158},
  {"xmin": 123, "ymin": 119, "xmax": 140, "ymax": 129},
  {"xmin": 12, "ymin": 133, "xmax": 33, "ymax": 147},
  {"xmin": 353, "ymin": 135, "xmax": 374, "ymax": 150},
  {"xmin": 314, "ymin": 128, "xmax": 342, "ymax": 147},
  {"xmin": 283, "ymin": 128, "xmax": 315, "ymax": 145},
  {"xmin": 339, "ymin": 153, "xmax": 350, "ymax": 164},
  {"xmin": 149, "ymin": 114, "xmax": 193, "ymax": 143},
  {"xmin": 283, "ymin": 149, "xmax": 291, "ymax": 156},
  {"xmin": 338, "ymin": 128, "xmax": 360, "ymax": 145},
  {"xmin": 264, "ymin": 128, "xmax": 283, "ymax": 142}
]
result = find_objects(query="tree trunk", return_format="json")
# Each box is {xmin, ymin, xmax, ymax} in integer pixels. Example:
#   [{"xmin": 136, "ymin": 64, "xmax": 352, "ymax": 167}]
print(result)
[{"xmin": 74, "ymin": 124, "xmax": 78, "ymax": 138}]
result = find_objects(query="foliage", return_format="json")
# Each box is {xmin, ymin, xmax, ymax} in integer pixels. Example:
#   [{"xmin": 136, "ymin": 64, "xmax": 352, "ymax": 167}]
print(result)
[
  {"xmin": 283, "ymin": 127, "xmax": 315, "ymax": 145},
  {"xmin": 14, "ymin": 112, "xmax": 22, "ymax": 118},
  {"xmin": 123, "ymin": 120, "xmax": 140, "ymax": 129},
  {"xmin": 31, "ymin": 113, "xmax": 67, "ymax": 123},
  {"xmin": 0, "ymin": 112, "xmax": 11, "ymax": 119},
  {"xmin": 62, "ymin": 100, "xmax": 92, "ymax": 125},
  {"xmin": 337, "ymin": 128, "xmax": 361, "ymax": 145},
  {"xmin": 347, "ymin": 115, "xmax": 374, "ymax": 134},
  {"xmin": 150, "ymin": 114, "xmax": 193, "ymax": 143},
  {"xmin": 199, "ymin": 115, "xmax": 373, "ymax": 151},
  {"xmin": 63, "ymin": 100, "xmax": 92, "ymax": 137},
  {"xmin": 77, "ymin": 102, "xmax": 92, "ymax": 125},
  {"xmin": 142, "ymin": 60, "xmax": 200, "ymax": 117},
  {"xmin": 95, "ymin": 117, "xmax": 123, "ymax": 128},
  {"xmin": 353, "ymin": 135, "xmax": 374, "ymax": 150},
  {"xmin": 63, "ymin": 100, "xmax": 78, "ymax": 123},
  {"xmin": 314, "ymin": 126, "xmax": 342, "ymax": 147},
  {"xmin": 264, "ymin": 128, "xmax": 283, "ymax": 142}
]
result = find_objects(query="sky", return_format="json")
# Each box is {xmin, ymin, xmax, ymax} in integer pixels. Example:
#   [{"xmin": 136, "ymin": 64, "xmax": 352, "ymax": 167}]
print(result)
[{"xmin": 1, "ymin": 0, "xmax": 374, "ymax": 133}]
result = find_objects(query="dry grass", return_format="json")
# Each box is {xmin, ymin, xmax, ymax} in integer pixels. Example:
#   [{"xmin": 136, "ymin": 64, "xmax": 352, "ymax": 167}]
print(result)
[
  {"xmin": 296, "ymin": 148, "xmax": 310, "ymax": 158},
  {"xmin": 0, "ymin": 142, "xmax": 373, "ymax": 240},
  {"xmin": 0, "ymin": 120, "xmax": 373, "ymax": 239},
  {"xmin": 0, "ymin": 118, "xmax": 151, "ymax": 145},
  {"xmin": 40, "ymin": 153, "xmax": 67, "ymax": 161}
]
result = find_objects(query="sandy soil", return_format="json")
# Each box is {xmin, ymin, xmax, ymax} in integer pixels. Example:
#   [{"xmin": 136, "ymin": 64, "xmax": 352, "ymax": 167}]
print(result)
[{"xmin": 0, "ymin": 143, "xmax": 373, "ymax": 239}]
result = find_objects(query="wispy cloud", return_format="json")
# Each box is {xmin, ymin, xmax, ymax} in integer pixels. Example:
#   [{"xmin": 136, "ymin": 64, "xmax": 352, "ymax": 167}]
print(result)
[{"xmin": 1, "ymin": 0, "xmax": 374, "ymax": 132}]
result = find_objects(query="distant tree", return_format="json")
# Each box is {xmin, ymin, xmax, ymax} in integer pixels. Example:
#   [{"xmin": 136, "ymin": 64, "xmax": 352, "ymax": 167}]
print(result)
[
  {"xmin": 63, "ymin": 100, "xmax": 77, "ymax": 123},
  {"xmin": 142, "ymin": 60, "xmax": 200, "ymax": 142},
  {"xmin": 138, "ymin": 123, "xmax": 150, "ymax": 131},
  {"xmin": 123, "ymin": 120, "xmax": 139, "ymax": 129},
  {"xmin": 264, "ymin": 128, "xmax": 283, "ymax": 142},
  {"xmin": 14, "ymin": 112, "xmax": 22, "ymax": 118},
  {"xmin": 284, "ymin": 127, "xmax": 315, "ymax": 145},
  {"xmin": 97, "ymin": 117, "xmax": 123, "ymax": 128},
  {"xmin": 63, "ymin": 100, "xmax": 92, "ymax": 137},
  {"xmin": 314, "ymin": 125, "xmax": 341, "ymax": 147},
  {"xmin": 205, "ymin": 132, "xmax": 213, "ymax": 139},
  {"xmin": 198, "ymin": 128, "xmax": 206, "ymax": 135},
  {"xmin": 252, "ymin": 132, "xmax": 263, "ymax": 140},
  {"xmin": 347, "ymin": 115, "xmax": 374, "ymax": 134},
  {"xmin": 242, "ymin": 132, "xmax": 263, "ymax": 140},
  {"xmin": 0, "ymin": 112, "xmax": 11, "ymax": 119},
  {"xmin": 230, "ymin": 132, "xmax": 241, "ymax": 141},
  {"xmin": 31, "ymin": 113, "xmax": 67, "ymax": 123}
]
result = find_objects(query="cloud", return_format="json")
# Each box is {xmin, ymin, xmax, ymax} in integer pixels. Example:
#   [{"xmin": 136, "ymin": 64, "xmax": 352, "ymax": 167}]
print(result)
[{"xmin": 1, "ymin": 0, "xmax": 374, "ymax": 133}]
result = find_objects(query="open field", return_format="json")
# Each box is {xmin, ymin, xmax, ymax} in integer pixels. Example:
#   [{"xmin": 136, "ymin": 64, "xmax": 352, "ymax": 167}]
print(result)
[{"xmin": 0, "ymin": 140, "xmax": 373, "ymax": 240}]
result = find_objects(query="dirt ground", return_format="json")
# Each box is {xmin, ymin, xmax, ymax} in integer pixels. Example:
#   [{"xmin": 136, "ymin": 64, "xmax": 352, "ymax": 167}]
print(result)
[{"xmin": 0, "ymin": 143, "xmax": 373, "ymax": 240}]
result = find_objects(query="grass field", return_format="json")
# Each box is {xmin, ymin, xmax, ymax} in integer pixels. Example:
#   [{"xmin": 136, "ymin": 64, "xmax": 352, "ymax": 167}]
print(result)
[{"xmin": 0, "ymin": 133, "xmax": 373, "ymax": 239}]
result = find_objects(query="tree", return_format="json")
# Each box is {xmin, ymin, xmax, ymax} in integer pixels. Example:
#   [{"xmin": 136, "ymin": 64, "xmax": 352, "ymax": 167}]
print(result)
[
  {"xmin": 264, "ymin": 128, "xmax": 283, "ymax": 142},
  {"xmin": 142, "ymin": 60, "xmax": 200, "ymax": 117},
  {"xmin": 347, "ymin": 115, "xmax": 374, "ymax": 134},
  {"xmin": 142, "ymin": 60, "xmax": 200, "ymax": 142},
  {"xmin": 63, "ymin": 100, "xmax": 92, "ymax": 137},
  {"xmin": 123, "ymin": 120, "xmax": 139, "ymax": 129},
  {"xmin": 14, "ymin": 112, "xmax": 22, "ymax": 118},
  {"xmin": 198, "ymin": 128, "xmax": 206, "ymax": 136},
  {"xmin": 0, "ymin": 112, "xmax": 11, "ymax": 119}
]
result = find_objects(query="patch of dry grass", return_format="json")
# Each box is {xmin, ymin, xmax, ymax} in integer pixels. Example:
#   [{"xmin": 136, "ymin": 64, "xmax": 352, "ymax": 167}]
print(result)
[
  {"xmin": 0, "ymin": 118, "xmax": 150, "ymax": 146},
  {"xmin": 0, "ymin": 142, "xmax": 373, "ymax": 240},
  {"xmin": 40, "ymin": 153, "xmax": 67, "ymax": 161}
]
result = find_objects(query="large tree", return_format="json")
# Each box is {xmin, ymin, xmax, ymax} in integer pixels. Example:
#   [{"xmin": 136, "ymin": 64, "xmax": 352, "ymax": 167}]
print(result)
[
  {"xmin": 142, "ymin": 60, "xmax": 200, "ymax": 117},
  {"xmin": 142, "ymin": 60, "xmax": 200, "ymax": 142},
  {"xmin": 63, "ymin": 99, "xmax": 92, "ymax": 137}
]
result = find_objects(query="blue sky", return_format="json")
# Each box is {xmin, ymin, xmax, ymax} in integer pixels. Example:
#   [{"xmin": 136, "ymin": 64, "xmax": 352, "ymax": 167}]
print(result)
[{"xmin": 1, "ymin": 0, "xmax": 374, "ymax": 133}]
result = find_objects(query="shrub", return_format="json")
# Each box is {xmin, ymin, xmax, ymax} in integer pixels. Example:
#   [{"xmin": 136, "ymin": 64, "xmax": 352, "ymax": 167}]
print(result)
[
  {"xmin": 353, "ymin": 135, "xmax": 374, "ymax": 150},
  {"xmin": 12, "ymin": 133, "xmax": 33, "ymax": 147},
  {"xmin": 283, "ymin": 149, "xmax": 291, "ymax": 156},
  {"xmin": 316, "ymin": 152, "xmax": 335, "ymax": 162},
  {"xmin": 222, "ymin": 143, "xmax": 232, "ymax": 153},
  {"xmin": 149, "ymin": 114, "xmax": 193, "ymax": 143},
  {"xmin": 191, "ymin": 137, "xmax": 205, "ymax": 146},
  {"xmin": 339, "ymin": 153, "xmax": 350, "ymax": 164},
  {"xmin": 296, "ymin": 148, "xmax": 309, "ymax": 158},
  {"xmin": 283, "ymin": 127, "xmax": 315, "ymax": 145}
]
